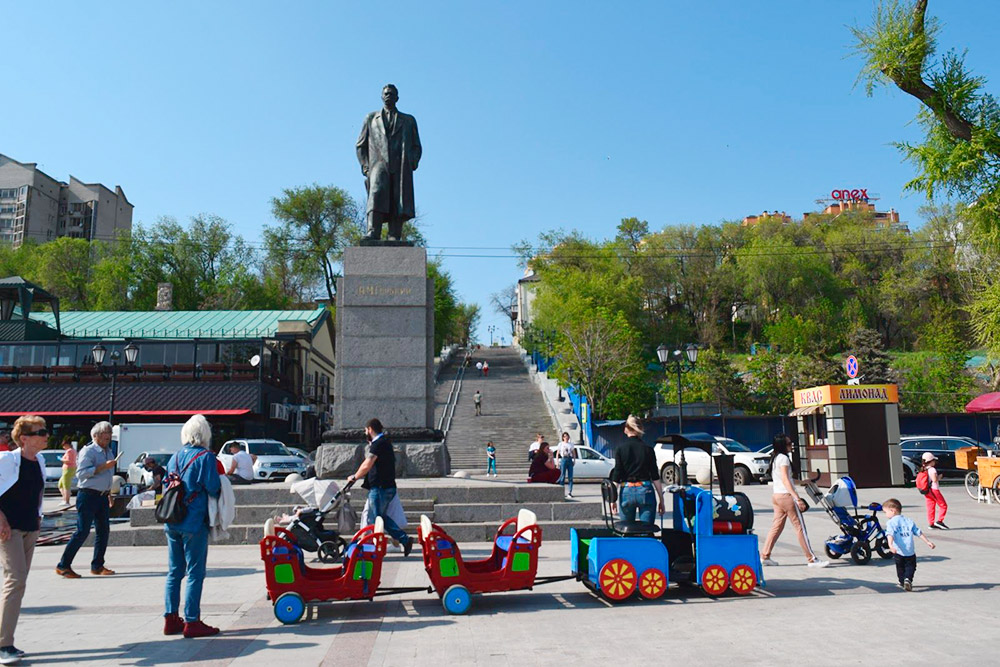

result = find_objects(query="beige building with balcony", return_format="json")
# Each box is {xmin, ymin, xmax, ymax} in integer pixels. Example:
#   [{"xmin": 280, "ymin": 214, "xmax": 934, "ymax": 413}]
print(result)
[{"xmin": 0, "ymin": 153, "xmax": 132, "ymax": 246}]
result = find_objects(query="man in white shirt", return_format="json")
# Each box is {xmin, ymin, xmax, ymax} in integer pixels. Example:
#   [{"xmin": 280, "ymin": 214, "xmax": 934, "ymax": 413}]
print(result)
[
  {"xmin": 226, "ymin": 444, "xmax": 255, "ymax": 485},
  {"xmin": 527, "ymin": 433, "xmax": 543, "ymax": 462}
]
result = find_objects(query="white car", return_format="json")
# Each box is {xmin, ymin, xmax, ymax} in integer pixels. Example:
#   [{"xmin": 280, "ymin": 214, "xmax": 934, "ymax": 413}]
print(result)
[
  {"xmin": 38, "ymin": 450, "xmax": 75, "ymax": 492},
  {"xmin": 654, "ymin": 433, "xmax": 771, "ymax": 486},
  {"xmin": 562, "ymin": 445, "xmax": 615, "ymax": 479},
  {"xmin": 126, "ymin": 451, "xmax": 174, "ymax": 486},
  {"xmin": 218, "ymin": 439, "xmax": 307, "ymax": 481},
  {"xmin": 287, "ymin": 447, "xmax": 310, "ymax": 461}
]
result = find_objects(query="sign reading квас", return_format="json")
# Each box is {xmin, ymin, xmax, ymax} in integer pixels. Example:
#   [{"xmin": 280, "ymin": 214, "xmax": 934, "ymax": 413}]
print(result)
[{"xmin": 793, "ymin": 384, "xmax": 899, "ymax": 408}]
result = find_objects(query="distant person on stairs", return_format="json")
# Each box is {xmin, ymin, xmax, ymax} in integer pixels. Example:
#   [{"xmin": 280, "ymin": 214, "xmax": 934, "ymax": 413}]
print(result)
[
  {"xmin": 473, "ymin": 390, "xmax": 482, "ymax": 416},
  {"xmin": 527, "ymin": 442, "xmax": 559, "ymax": 484},
  {"xmin": 482, "ymin": 361, "xmax": 489, "ymax": 377},
  {"xmin": 486, "ymin": 441, "xmax": 497, "ymax": 477},
  {"xmin": 476, "ymin": 361, "xmax": 483, "ymax": 377}
]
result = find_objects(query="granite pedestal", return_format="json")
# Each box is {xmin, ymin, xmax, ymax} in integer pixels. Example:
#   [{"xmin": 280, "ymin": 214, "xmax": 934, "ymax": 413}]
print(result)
[{"xmin": 332, "ymin": 245, "xmax": 435, "ymax": 430}]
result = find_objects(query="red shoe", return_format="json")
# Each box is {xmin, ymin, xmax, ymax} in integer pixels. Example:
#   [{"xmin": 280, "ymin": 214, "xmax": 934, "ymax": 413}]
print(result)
[
  {"xmin": 164, "ymin": 613, "xmax": 184, "ymax": 635},
  {"xmin": 183, "ymin": 620, "xmax": 220, "ymax": 638}
]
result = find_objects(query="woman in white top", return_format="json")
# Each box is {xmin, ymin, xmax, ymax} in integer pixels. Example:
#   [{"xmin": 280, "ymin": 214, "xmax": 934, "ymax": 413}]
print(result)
[
  {"xmin": 760, "ymin": 434, "xmax": 828, "ymax": 567},
  {"xmin": 555, "ymin": 432, "xmax": 577, "ymax": 498}
]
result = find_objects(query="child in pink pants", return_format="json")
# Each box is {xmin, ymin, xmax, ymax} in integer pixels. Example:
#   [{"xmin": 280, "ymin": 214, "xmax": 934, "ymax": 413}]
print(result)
[{"xmin": 921, "ymin": 452, "xmax": 948, "ymax": 530}]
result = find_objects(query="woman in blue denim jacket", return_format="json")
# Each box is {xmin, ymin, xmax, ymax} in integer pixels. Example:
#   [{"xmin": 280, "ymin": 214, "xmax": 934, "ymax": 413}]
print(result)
[{"xmin": 162, "ymin": 414, "xmax": 221, "ymax": 639}]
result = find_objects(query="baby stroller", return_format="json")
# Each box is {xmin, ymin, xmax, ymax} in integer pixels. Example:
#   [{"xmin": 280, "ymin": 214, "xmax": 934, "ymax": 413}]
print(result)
[
  {"xmin": 805, "ymin": 476, "xmax": 892, "ymax": 565},
  {"xmin": 283, "ymin": 479, "xmax": 358, "ymax": 563}
]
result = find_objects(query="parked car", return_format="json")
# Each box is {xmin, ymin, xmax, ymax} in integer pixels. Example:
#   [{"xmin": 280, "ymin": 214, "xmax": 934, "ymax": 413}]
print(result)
[
  {"xmin": 38, "ymin": 449, "xmax": 75, "ymax": 492},
  {"xmin": 899, "ymin": 435, "xmax": 993, "ymax": 479},
  {"xmin": 564, "ymin": 445, "xmax": 615, "ymax": 479},
  {"xmin": 287, "ymin": 447, "xmax": 311, "ymax": 461},
  {"xmin": 126, "ymin": 451, "xmax": 174, "ymax": 486},
  {"xmin": 218, "ymin": 439, "xmax": 307, "ymax": 481},
  {"xmin": 653, "ymin": 433, "xmax": 771, "ymax": 486},
  {"xmin": 901, "ymin": 456, "xmax": 917, "ymax": 484}
]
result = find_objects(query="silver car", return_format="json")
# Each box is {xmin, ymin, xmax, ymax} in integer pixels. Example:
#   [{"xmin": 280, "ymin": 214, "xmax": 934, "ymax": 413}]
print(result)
[{"xmin": 38, "ymin": 450, "xmax": 76, "ymax": 492}]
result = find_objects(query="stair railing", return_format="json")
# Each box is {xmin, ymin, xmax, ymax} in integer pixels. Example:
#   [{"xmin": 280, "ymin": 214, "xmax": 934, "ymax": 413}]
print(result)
[{"xmin": 437, "ymin": 350, "xmax": 469, "ymax": 437}]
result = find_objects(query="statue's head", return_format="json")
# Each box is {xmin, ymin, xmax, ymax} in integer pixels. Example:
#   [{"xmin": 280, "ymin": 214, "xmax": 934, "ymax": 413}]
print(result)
[{"xmin": 382, "ymin": 84, "xmax": 399, "ymax": 107}]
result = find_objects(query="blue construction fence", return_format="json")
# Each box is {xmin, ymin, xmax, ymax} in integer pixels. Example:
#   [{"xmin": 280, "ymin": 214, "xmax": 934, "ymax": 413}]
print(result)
[{"xmin": 588, "ymin": 412, "xmax": 1000, "ymax": 458}]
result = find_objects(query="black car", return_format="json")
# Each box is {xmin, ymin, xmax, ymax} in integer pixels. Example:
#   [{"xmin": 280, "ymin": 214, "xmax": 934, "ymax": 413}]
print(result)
[{"xmin": 899, "ymin": 436, "xmax": 992, "ymax": 479}]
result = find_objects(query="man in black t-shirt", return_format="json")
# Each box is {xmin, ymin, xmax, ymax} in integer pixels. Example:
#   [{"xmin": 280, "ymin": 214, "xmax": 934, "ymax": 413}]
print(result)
[{"xmin": 346, "ymin": 418, "xmax": 413, "ymax": 556}]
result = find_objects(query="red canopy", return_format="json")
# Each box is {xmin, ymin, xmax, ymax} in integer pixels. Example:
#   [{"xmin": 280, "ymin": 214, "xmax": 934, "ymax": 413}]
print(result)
[{"xmin": 965, "ymin": 393, "xmax": 1000, "ymax": 413}]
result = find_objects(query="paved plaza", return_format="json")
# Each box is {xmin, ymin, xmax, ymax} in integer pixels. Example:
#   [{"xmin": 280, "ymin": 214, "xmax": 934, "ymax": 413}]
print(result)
[{"xmin": 16, "ymin": 482, "xmax": 999, "ymax": 666}]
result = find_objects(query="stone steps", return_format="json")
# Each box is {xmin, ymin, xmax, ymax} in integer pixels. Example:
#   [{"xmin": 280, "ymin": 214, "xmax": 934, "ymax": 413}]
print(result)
[{"xmin": 446, "ymin": 347, "xmax": 559, "ymax": 471}]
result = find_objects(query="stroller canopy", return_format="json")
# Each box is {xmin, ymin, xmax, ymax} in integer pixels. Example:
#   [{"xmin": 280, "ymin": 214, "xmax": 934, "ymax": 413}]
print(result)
[{"xmin": 826, "ymin": 476, "xmax": 858, "ymax": 509}]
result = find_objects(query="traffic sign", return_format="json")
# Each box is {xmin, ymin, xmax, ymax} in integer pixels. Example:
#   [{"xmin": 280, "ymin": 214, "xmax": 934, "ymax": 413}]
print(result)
[{"xmin": 845, "ymin": 355, "xmax": 859, "ymax": 379}]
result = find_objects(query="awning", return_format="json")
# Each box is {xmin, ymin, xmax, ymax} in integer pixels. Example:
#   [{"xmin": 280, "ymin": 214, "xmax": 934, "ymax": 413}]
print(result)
[
  {"xmin": 965, "ymin": 392, "xmax": 1000, "ymax": 413},
  {"xmin": 789, "ymin": 405, "xmax": 824, "ymax": 417},
  {"xmin": 0, "ymin": 409, "xmax": 251, "ymax": 418}
]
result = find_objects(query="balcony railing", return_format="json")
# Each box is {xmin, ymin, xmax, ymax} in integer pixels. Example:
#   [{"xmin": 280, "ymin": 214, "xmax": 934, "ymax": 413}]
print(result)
[{"xmin": 0, "ymin": 362, "xmax": 277, "ymax": 386}]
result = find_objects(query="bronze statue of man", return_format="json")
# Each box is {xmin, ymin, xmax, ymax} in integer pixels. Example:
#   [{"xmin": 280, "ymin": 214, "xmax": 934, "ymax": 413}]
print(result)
[{"xmin": 356, "ymin": 84, "xmax": 422, "ymax": 242}]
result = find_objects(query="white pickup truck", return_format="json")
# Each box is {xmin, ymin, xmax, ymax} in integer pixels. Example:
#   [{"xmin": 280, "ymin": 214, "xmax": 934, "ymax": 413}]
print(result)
[{"xmin": 653, "ymin": 433, "xmax": 771, "ymax": 486}]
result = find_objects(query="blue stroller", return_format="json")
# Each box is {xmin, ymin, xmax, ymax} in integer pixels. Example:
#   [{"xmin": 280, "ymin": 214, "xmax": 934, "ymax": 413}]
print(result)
[{"xmin": 806, "ymin": 476, "xmax": 893, "ymax": 565}]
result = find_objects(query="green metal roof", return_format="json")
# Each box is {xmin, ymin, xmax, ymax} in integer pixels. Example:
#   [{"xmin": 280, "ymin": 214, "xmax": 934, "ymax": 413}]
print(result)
[{"xmin": 29, "ymin": 307, "xmax": 328, "ymax": 340}]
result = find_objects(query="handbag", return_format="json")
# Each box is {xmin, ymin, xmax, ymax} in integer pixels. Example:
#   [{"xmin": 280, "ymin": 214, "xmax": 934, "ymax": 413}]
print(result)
[{"xmin": 155, "ymin": 450, "xmax": 208, "ymax": 524}]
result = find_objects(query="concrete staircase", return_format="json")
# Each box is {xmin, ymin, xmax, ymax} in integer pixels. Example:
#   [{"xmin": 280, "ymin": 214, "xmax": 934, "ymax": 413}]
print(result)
[
  {"xmin": 445, "ymin": 347, "xmax": 558, "ymax": 474},
  {"xmin": 110, "ymin": 479, "xmax": 602, "ymax": 546}
]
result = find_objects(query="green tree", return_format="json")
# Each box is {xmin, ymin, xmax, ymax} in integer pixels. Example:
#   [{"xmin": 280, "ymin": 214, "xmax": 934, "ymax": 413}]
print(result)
[
  {"xmin": 846, "ymin": 328, "xmax": 894, "ymax": 383},
  {"xmin": 269, "ymin": 185, "xmax": 362, "ymax": 303}
]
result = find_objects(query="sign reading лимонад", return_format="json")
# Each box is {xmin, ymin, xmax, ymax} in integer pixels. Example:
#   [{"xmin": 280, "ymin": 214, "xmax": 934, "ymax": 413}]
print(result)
[{"xmin": 793, "ymin": 384, "xmax": 899, "ymax": 408}]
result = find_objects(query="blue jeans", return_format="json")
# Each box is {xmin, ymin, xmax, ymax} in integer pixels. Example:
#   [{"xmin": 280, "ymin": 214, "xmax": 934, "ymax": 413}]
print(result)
[
  {"xmin": 487, "ymin": 458, "xmax": 496, "ymax": 475},
  {"xmin": 164, "ymin": 523, "xmax": 209, "ymax": 622},
  {"xmin": 58, "ymin": 489, "xmax": 110, "ymax": 571},
  {"xmin": 368, "ymin": 487, "xmax": 411, "ymax": 546},
  {"xmin": 558, "ymin": 458, "xmax": 574, "ymax": 494},
  {"xmin": 619, "ymin": 483, "xmax": 655, "ymax": 523}
]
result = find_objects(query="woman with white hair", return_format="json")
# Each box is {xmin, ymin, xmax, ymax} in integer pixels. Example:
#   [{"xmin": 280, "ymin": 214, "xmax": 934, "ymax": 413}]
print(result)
[{"xmin": 162, "ymin": 414, "xmax": 221, "ymax": 639}]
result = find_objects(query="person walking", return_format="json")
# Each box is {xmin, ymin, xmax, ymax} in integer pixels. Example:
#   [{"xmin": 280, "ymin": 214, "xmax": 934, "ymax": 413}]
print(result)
[
  {"xmin": 555, "ymin": 432, "xmax": 577, "ymax": 498},
  {"xmin": 163, "ymin": 414, "xmax": 222, "ymax": 638},
  {"xmin": 609, "ymin": 416, "xmax": 665, "ymax": 522},
  {"xmin": 0, "ymin": 432, "xmax": 11, "ymax": 453},
  {"xmin": 883, "ymin": 497, "xmax": 936, "ymax": 591},
  {"xmin": 346, "ymin": 419, "xmax": 413, "ymax": 557},
  {"xmin": 482, "ymin": 361, "xmax": 489, "ymax": 378},
  {"xmin": 476, "ymin": 361, "xmax": 483, "ymax": 377},
  {"xmin": 56, "ymin": 421, "xmax": 117, "ymax": 578},
  {"xmin": 921, "ymin": 452, "xmax": 949, "ymax": 530},
  {"xmin": 760, "ymin": 434, "xmax": 829, "ymax": 568},
  {"xmin": 486, "ymin": 441, "xmax": 497, "ymax": 477},
  {"xmin": 57, "ymin": 437, "xmax": 77, "ymax": 507},
  {"xmin": 0, "ymin": 416, "xmax": 48, "ymax": 665},
  {"xmin": 527, "ymin": 442, "xmax": 560, "ymax": 484},
  {"xmin": 473, "ymin": 390, "xmax": 482, "ymax": 416}
]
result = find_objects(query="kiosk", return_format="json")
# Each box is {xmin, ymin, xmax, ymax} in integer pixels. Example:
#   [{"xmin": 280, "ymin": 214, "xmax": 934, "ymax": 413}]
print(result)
[{"xmin": 789, "ymin": 384, "xmax": 903, "ymax": 488}]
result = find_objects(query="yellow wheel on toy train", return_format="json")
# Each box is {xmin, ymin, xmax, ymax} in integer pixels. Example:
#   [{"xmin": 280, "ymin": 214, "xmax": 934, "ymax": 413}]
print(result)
[
  {"xmin": 701, "ymin": 564, "xmax": 729, "ymax": 597},
  {"xmin": 599, "ymin": 559, "xmax": 637, "ymax": 601},
  {"xmin": 638, "ymin": 568, "xmax": 667, "ymax": 599},
  {"xmin": 729, "ymin": 564, "xmax": 757, "ymax": 595}
]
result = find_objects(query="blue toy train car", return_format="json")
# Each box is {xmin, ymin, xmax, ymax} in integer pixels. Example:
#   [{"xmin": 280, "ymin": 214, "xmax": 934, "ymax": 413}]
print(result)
[{"xmin": 572, "ymin": 483, "xmax": 764, "ymax": 601}]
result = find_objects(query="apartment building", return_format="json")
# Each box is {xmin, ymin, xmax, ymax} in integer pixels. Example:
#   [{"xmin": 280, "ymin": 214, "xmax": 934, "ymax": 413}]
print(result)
[{"xmin": 0, "ymin": 153, "xmax": 133, "ymax": 246}]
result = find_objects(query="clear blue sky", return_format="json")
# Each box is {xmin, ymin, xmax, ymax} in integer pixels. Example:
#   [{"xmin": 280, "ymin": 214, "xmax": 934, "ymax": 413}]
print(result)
[{"xmin": 6, "ymin": 1, "xmax": 1000, "ymax": 342}]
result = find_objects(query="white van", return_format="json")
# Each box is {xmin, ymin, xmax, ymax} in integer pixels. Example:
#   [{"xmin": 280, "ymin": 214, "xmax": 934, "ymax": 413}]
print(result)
[{"xmin": 111, "ymin": 423, "xmax": 185, "ymax": 477}]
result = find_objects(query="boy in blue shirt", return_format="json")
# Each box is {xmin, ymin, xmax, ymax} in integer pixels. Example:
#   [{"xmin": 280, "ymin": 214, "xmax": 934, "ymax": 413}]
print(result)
[{"xmin": 883, "ymin": 498, "xmax": 936, "ymax": 591}]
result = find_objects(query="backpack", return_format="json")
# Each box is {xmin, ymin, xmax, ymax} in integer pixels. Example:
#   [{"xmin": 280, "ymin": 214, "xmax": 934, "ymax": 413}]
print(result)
[
  {"xmin": 915, "ymin": 470, "xmax": 931, "ymax": 495},
  {"xmin": 155, "ymin": 450, "xmax": 209, "ymax": 524}
]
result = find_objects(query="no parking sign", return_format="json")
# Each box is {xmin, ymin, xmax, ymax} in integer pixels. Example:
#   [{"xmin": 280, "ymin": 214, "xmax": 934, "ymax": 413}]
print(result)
[{"xmin": 845, "ymin": 355, "xmax": 859, "ymax": 379}]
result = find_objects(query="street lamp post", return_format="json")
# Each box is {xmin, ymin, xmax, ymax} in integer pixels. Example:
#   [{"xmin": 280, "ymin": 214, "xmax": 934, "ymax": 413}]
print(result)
[
  {"xmin": 487, "ymin": 324, "xmax": 498, "ymax": 346},
  {"xmin": 93, "ymin": 341, "xmax": 139, "ymax": 424},
  {"xmin": 656, "ymin": 343, "xmax": 699, "ymax": 434}
]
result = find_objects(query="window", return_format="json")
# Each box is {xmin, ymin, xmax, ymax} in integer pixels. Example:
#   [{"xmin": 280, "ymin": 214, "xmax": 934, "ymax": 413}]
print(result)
[
  {"xmin": 139, "ymin": 344, "xmax": 164, "ymax": 367},
  {"xmin": 196, "ymin": 343, "xmax": 218, "ymax": 365}
]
